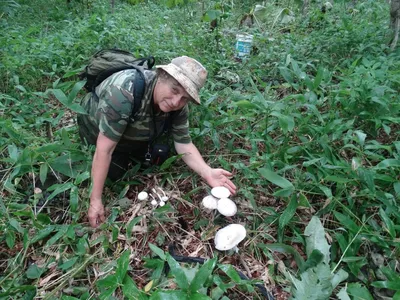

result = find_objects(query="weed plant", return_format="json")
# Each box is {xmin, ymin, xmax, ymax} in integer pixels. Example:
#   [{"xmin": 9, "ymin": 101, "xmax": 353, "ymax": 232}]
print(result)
[{"xmin": 1, "ymin": 0, "xmax": 399, "ymax": 299}]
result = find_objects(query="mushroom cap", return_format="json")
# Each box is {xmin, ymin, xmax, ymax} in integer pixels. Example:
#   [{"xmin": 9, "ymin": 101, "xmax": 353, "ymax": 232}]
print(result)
[
  {"xmin": 159, "ymin": 201, "xmax": 165, "ymax": 207},
  {"xmin": 211, "ymin": 186, "xmax": 231, "ymax": 199},
  {"xmin": 161, "ymin": 196, "xmax": 169, "ymax": 202},
  {"xmin": 151, "ymin": 200, "xmax": 158, "ymax": 206},
  {"xmin": 214, "ymin": 224, "xmax": 246, "ymax": 251},
  {"xmin": 217, "ymin": 198, "xmax": 237, "ymax": 217},
  {"xmin": 202, "ymin": 195, "xmax": 219, "ymax": 210},
  {"xmin": 138, "ymin": 191, "xmax": 149, "ymax": 201}
]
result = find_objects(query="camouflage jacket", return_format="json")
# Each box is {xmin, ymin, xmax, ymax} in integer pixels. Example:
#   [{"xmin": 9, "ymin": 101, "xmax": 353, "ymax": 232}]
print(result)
[{"xmin": 78, "ymin": 69, "xmax": 191, "ymax": 153}]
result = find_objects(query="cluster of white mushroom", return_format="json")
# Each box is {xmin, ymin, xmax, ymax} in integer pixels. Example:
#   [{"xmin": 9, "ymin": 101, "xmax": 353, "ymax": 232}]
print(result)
[
  {"xmin": 202, "ymin": 187, "xmax": 246, "ymax": 252},
  {"xmin": 137, "ymin": 187, "xmax": 169, "ymax": 208}
]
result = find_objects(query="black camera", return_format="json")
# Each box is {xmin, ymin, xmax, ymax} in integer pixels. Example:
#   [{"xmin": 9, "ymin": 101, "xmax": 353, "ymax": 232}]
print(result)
[{"xmin": 145, "ymin": 144, "xmax": 170, "ymax": 166}]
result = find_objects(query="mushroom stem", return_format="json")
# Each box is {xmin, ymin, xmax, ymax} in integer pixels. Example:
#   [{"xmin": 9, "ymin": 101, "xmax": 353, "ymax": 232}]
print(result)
[
  {"xmin": 156, "ymin": 186, "xmax": 167, "ymax": 197},
  {"xmin": 152, "ymin": 188, "xmax": 162, "ymax": 201}
]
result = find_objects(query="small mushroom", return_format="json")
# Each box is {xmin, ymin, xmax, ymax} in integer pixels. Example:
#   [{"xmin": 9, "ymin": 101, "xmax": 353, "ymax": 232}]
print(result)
[
  {"xmin": 151, "ymin": 199, "xmax": 158, "ymax": 206},
  {"xmin": 217, "ymin": 198, "xmax": 237, "ymax": 217},
  {"xmin": 138, "ymin": 191, "xmax": 149, "ymax": 201},
  {"xmin": 159, "ymin": 201, "xmax": 165, "ymax": 207},
  {"xmin": 211, "ymin": 186, "xmax": 231, "ymax": 199},
  {"xmin": 202, "ymin": 195, "xmax": 219, "ymax": 210},
  {"xmin": 214, "ymin": 224, "xmax": 246, "ymax": 251}
]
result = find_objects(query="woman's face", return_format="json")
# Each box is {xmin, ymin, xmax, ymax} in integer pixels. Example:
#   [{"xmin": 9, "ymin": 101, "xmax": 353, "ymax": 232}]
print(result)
[{"xmin": 153, "ymin": 76, "xmax": 191, "ymax": 113}]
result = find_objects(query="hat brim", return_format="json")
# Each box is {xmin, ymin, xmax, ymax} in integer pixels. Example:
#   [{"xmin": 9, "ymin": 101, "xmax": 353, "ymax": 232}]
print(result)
[{"xmin": 156, "ymin": 64, "xmax": 201, "ymax": 105}]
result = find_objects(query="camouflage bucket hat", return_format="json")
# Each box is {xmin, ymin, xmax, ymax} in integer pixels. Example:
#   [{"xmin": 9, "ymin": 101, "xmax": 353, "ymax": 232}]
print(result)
[{"xmin": 156, "ymin": 56, "xmax": 207, "ymax": 104}]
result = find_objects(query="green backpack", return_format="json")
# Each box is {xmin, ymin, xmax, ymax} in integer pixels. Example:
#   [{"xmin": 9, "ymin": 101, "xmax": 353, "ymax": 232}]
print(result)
[{"xmin": 79, "ymin": 49, "xmax": 155, "ymax": 113}]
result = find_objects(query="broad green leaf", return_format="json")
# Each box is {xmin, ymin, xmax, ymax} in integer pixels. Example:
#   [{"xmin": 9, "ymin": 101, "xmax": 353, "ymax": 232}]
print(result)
[
  {"xmin": 331, "ymin": 269, "xmax": 348, "ymax": 289},
  {"xmin": 259, "ymin": 168, "xmax": 294, "ymax": 190},
  {"xmin": 298, "ymin": 193, "xmax": 311, "ymax": 208},
  {"xmin": 304, "ymin": 216, "xmax": 330, "ymax": 265},
  {"xmin": 99, "ymin": 288, "xmax": 116, "ymax": 300},
  {"xmin": 333, "ymin": 211, "xmax": 359, "ymax": 233},
  {"xmin": 278, "ymin": 194, "xmax": 298, "ymax": 230},
  {"xmin": 337, "ymin": 287, "xmax": 351, "ymax": 300},
  {"xmin": 166, "ymin": 253, "xmax": 189, "ymax": 290},
  {"xmin": 394, "ymin": 291, "xmax": 400, "ymax": 300},
  {"xmin": 74, "ymin": 171, "xmax": 90, "ymax": 185},
  {"xmin": 122, "ymin": 276, "xmax": 145, "ymax": 300},
  {"xmin": 379, "ymin": 207, "xmax": 396, "ymax": 238},
  {"xmin": 39, "ymin": 163, "xmax": 48, "ymax": 186},
  {"xmin": 116, "ymin": 250, "xmax": 131, "ymax": 283},
  {"xmin": 8, "ymin": 144, "xmax": 19, "ymax": 162},
  {"xmin": 347, "ymin": 283, "xmax": 374, "ymax": 300},
  {"xmin": 302, "ymin": 249, "xmax": 324, "ymax": 272},
  {"xmin": 0, "ymin": 285, "xmax": 36, "ymax": 298},
  {"xmin": 9, "ymin": 218, "xmax": 24, "ymax": 233},
  {"xmin": 6, "ymin": 230, "xmax": 15, "ymax": 248},
  {"xmin": 49, "ymin": 89, "xmax": 68, "ymax": 105},
  {"xmin": 68, "ymin": 80, "xmax": 86, "ymax": 103},
  {"xmin": 376, "ymin": 159, "xmax": 400, "ymax": 169},
  {"xmin": 46, "ymin": 182, "xmax": 75, "ymax": 201},
  {"xmin": 160, "ymin": 154, "xmax": 182, "ymax": 170},
  {"xmin": 149, "ymin": 290, "xmax": 188, "ymax": 300},
  {"xmin": 290, "ymin": 263, "xmax": 332, "ymax": 299},
  {"xmin": 313, "ymin": 67, "xmax": 324, "ymax": 90},
  {"xmin": 270, "ymin": 111, "xmax": 295, "ymax": 133},
  {"xmin": 394, "ymin": 182, "xmax": 400, "ymax": 197},
  {"xmin": 45, "ymin": 225, "xmax": 68, "ymax": 247},
  {"xmin": 258, "ymin": 243, "xmax": 304, "ymax": 269},
  {"xmin": 218, "ymin": 264, "xmax": 241, "ymax": 283},
  {"xmin": 354, "ymin": 130, "xmax": 366, "ymax": 147},
  {"xmin": 324, "ymin": 175, "xmax": 352, "ymax": 184},
  {"xmin": 235, "ymin": 100, "xmax": 259, "ymax": 111},
  {"xmin": 189, "ymin": 293, "xmax": 211, "ymax": 300},
  {"xmin": 371, "ymin": 280, "xmax": 400, "ymax": 290},
  {"xmin": 96, "ymin": 274, "xmax": 118, "ymax": 289},
  {"xmin": 279, "ymin": 67, "xmax": 294, "ymax": 84},
  {"xmin": 149, "ymin": 243, "xmax": 166, "ymax": 260},
  {"xmin": 126, "ymin": 216, "xmax": 143, "ymax": 241},
  {"xmin": 26, "ymin": 264, "xmax": 43, "ymax": 279},
  {"xmin": 357, "ymin": 168, "xmax": 375, "ymax": 193},
  {"xmin": 30, "ymin": 225, "xmax": 56, "ymax": 244},
  {"xmin": 69, "ymin": 186, "xmax": 79, "ymax": 213},
  {"xmin": 189, "ymin": 257, "xmax": 217, "ymax": 292},
  {"xmin": 59, "ymin": 257, "xmax": 79, "ymax": 271}
]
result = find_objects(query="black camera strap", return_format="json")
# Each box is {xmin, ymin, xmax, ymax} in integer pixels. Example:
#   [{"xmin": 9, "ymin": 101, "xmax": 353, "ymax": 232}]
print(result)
[{"xmin": 144, "ymin": 103, "xmax": 175, "ymax": 163}]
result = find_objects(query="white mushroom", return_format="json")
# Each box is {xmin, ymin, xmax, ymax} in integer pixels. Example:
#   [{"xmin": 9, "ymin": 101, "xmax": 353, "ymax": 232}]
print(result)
[
  {"xmin": 202, "ymin": 195, "xmax": 219, "ymax": 210},
  {"xmin": 211, "ymin": 186, "xmax": 231, "ymax": 199},
  {"xmin": 217, "ymin": 198, "xmax": 237, "ymax": 217},
  {"xmin": 151, "ymin": 199, "xmax": 158, "ymax": 206},
  {"xmin": 214, "ymin": 224, "xmax": 246, "ymax": 251},
  {"xmin": 159, "ymin": 201, "xmax": 165, "ymax": 207},
  {"xmin": 138, "ymin": 191, "xmax": 149, "ymax": 201}
]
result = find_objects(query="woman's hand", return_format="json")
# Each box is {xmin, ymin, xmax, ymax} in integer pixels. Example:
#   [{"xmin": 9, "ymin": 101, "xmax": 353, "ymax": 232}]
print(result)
[
  {"xmin": 88, "ymin": 199, "xmax": 105, "ymax": 228},
  {"xmin": 203, "ymin": 168, "xmax": 237, "ymax": 195}
]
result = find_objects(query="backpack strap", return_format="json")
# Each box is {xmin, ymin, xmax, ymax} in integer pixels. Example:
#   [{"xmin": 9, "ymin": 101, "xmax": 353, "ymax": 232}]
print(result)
[{"xmin": 132, "ymin": 69, "xmax": 146, "ymax": 117}]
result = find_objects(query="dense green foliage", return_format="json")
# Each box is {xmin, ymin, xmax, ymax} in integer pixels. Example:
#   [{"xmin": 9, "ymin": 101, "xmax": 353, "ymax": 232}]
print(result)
[{"xmin": 1, "ymin": 0, "xmax": 399, "ymax": 299}]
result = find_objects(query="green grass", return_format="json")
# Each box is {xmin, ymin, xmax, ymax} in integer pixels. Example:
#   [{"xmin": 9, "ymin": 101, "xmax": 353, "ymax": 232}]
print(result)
[{"xmin": 1, "ymin": 0, "xmax": 400, "ymax": 299}]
